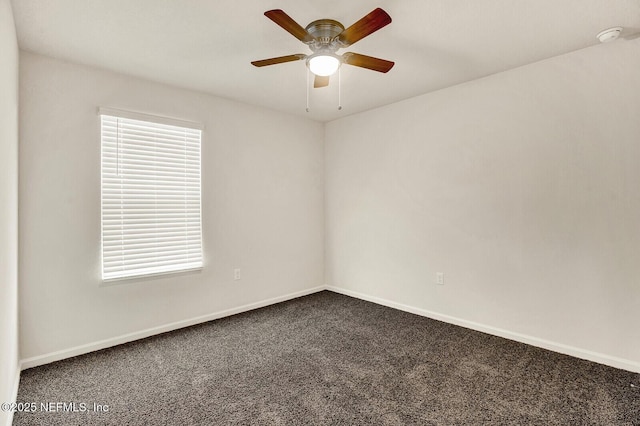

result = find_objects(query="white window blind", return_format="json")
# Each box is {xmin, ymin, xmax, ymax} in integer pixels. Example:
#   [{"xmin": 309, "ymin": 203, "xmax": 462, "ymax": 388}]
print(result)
[{"xmin": 100, "ymin": 109, "xmax": 203, "ymax": 280}]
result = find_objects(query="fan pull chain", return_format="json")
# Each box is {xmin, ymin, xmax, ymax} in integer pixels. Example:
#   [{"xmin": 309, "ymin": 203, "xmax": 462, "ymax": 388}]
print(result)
[
  {"xmin": 338, "ymin": 68, "xmax": 342, "ymax": 111},
  {"xmin": 306, "ymin": 68, "xmax": 310, "ymax": 112}
]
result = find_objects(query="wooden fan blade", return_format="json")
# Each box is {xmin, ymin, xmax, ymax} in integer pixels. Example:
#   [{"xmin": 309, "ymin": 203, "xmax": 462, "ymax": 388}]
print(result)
[
  {"xmin": 251, "ymin": 54, "xmax": 306, "ymax": 67},
  {"xmin": 264, "ymin": 9, "xmax": 315, "ymax": 43},
  {"xmin": 342, "ymin": 52, "xmax": 394, "ymax": 73},
  {"xmin": 314, "ymin": 75, "xmax": 330, "ymax": 88},
  {"xmin": 337, "ymin": 8, "xmax": 391, "ymax": 46}
]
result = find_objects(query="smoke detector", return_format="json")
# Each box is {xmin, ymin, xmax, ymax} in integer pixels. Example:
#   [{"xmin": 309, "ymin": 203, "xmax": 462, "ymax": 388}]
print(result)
[{"xmin": 596, "ymin": 27, "xmax": 622, "ymax": 43}]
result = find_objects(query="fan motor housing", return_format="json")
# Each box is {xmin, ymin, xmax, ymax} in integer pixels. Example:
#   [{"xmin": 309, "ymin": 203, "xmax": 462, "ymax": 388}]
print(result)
[{"xmin": 305, "ymin": 19, "xmax": 344, "ymax": 47}]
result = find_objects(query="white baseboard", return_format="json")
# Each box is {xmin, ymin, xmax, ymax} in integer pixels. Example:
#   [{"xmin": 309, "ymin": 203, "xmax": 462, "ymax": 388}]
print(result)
[
  {"xmin": 20, "ymin": 286, "xmax": 326, "ymax": 370},
  {"xmin": 326, "ymin": 285, "xmax": 640, "ymax": 373},
  {"xmin": 3, "ymin": 363, "xmax": 20, "ymax": 426},
  {"xmin": 20, "ymin": 284, "xmax": 638, "ymax": 374}
]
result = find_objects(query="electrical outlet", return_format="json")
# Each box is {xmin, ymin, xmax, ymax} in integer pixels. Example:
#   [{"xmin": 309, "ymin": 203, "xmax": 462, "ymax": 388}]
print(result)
[
  {"xmin": 436, "ymin": 272, "xmax": 444, "ymax": 285},
  {"xmin": 234, "ymin": 268, "xmax": 241, "ymax": 280}
]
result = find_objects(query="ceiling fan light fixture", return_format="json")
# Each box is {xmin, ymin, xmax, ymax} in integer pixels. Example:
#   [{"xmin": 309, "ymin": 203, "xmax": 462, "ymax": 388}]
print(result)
[{"xmin": 307, "ymin": 54, "xmax": 341, "ymax": 76}]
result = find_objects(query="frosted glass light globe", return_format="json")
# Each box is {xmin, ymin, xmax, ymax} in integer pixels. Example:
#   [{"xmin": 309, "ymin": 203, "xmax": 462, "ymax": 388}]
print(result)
[{"xmin": 308, "ymin": 55, "xmax": 340, "ymax": 76}]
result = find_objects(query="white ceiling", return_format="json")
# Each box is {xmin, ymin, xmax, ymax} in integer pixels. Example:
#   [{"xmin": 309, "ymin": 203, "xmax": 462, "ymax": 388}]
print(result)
[{"xmin": 11, "ymin": 0, "xmax": 640, "ymax": 122}]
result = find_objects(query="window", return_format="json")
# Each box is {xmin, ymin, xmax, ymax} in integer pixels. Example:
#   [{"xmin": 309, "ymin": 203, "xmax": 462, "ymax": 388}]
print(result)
[{"xmin": 100, "ymin": 108, "xmax": 203, "ymax": 281}]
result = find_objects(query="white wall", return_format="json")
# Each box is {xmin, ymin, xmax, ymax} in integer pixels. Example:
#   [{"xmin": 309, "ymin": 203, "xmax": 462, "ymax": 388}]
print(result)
[
  {"xmin": 0, "ymin": 0, "xmax": 19, "ymax": 424},
  {"xmin": 326, "ymin": 40, "xmax": 640, "ymax": 371},
  {"xmin": 19, "ymin": 52, "xmax": 324, "ymax": 363},
  {"xmin": 15, "ymin": 26, "xmax": 640, "ymax": 377}
]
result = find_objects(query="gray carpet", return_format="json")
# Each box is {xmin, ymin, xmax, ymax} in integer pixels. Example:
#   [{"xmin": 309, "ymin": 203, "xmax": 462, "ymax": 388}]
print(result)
[{"xmin": 13, "ymin": 291, "xmax": 640, "ymax": 425}]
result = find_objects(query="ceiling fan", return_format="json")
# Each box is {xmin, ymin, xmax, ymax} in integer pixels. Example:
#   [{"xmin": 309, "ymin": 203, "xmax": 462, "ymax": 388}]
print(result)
[{"xmin": 251, "ymin": 8, "xmax": 394, "ymax": 88}]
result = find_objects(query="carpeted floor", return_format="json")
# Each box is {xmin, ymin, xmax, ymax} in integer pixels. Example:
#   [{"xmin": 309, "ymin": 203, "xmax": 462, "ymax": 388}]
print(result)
[{"xmin": 13, "ymin": 291, "xmax": 640, "ymax": 425}]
